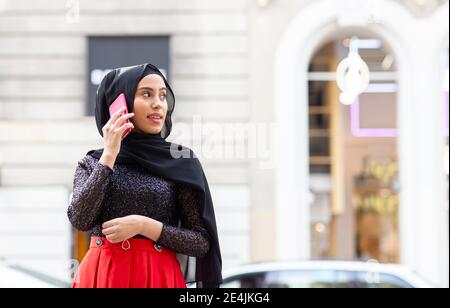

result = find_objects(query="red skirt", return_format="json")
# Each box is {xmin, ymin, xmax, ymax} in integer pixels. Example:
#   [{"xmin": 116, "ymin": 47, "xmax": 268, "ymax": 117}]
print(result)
[{"xmin": 72, "ymin": 237, "xmax": 187, "ymax": 288}]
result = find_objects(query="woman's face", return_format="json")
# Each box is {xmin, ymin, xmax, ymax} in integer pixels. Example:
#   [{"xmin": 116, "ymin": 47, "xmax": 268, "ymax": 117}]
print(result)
[{"xmin": 131, "ymin": 74, "xmax": 168, "ymax": 135}]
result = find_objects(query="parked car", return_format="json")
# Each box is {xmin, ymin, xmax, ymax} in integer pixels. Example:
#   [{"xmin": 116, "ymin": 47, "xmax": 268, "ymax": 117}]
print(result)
[
  {"xmin": 220, "ymin": 260, "xmax": 433, "ymax": 288},
  {"xmin": 0, "ymin": 263, "xmax": 70, "ymax": 288}
]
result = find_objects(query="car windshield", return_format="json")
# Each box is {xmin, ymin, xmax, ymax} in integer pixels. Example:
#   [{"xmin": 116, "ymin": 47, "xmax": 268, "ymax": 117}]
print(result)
[{"xmin": 222, "ymin": 269, "xmax": 414, "ymax": 288}]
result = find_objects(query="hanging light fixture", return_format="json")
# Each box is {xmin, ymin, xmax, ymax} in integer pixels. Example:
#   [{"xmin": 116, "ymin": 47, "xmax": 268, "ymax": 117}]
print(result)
[
  {"xmin": 256, "ymin": 0, "xmax": 272, "ymax": 9},
  {"xmin": 336, "ymin": 37, "xmax": 371, "ymax": 105}
]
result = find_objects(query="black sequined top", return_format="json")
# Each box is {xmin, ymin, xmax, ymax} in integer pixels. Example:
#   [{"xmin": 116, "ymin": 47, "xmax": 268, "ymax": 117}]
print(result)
[{"xmin": 67, "ymin": 155, "xmax": 211, "ymax": 258}]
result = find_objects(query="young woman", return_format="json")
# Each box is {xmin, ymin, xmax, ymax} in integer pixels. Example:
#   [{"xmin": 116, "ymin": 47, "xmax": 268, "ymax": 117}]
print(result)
[{"xmin": 68, "ymin": 63, "xmax": 222, "ymax": 288}]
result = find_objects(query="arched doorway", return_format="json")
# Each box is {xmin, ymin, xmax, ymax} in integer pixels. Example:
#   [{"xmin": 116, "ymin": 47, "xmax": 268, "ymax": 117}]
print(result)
[
  {"xmin": 307, "ymin": 35, "xmax": 399, "ymax": 263},
  {"xmin": 274, "ymin": 0, "xmax": 448, "ymax": 286}
]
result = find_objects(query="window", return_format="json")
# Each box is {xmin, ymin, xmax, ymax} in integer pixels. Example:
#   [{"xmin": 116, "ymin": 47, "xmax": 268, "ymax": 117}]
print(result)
[
  {"xmin": 221, "ymin": 272, "xmax": 268, "ymax": 288},
  {"xmin": 86, "ymin": 36, "xmax": 170, "ymax": 116},
  {"xmin": 355, "ymin": 272, "xmax": 412, "ymax": 288}
]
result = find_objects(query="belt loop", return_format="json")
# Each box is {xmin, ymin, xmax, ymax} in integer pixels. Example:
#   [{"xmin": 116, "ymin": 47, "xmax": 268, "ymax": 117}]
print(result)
[
  {"xmin": 154, "ymin": 243, "xmax": 163, "ymax": 252},
  {"xmin": 122, "ymin": 239, "xmax": 131, "ymax": 251}
]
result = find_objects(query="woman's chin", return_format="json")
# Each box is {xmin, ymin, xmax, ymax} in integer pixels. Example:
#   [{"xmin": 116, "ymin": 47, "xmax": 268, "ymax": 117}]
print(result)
[
  {"xmin": 144, "ymin": 127, "xmax": 162, "ymax": 135},
  {"xmin": 132, "ymin": 124, "xmax": 163, "ymax": 135}
]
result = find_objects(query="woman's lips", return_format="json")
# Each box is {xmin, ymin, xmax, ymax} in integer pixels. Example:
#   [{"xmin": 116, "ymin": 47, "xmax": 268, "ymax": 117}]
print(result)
[{"xmin": 147, "ymin": 113, "xmax": 163, "ymax": 125}]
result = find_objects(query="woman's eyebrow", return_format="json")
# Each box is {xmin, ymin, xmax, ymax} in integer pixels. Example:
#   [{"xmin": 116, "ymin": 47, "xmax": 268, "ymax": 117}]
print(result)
[{"xmin": 138, "ymin": 86, "xmax": 166, "ymax": 91}]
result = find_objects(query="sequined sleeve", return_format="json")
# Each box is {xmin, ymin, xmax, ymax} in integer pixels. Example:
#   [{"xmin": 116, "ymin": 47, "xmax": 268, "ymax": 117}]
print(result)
[
  {"xmin": 67, "ymin": 156, "xmax": 113, "ymax": 231},
  {"xmin": 156, "ymin": 184, "xmax": 211, "ymax": 258}
]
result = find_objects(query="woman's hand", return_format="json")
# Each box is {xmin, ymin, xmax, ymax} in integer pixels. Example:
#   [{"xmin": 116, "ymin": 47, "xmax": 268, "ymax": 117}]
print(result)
[
  {"xmin": 99, "ymin": 107, "xmax": 134, "ymax": 169},
  {"xmin": 102, "ymin": 215, "xmax": 163, "ymax": 243},
  {"xmin": 102, "ymin": 106, "xmax": 135, "ymax": 158},
  {"xmin": 102, "ymin": 215, "xmax": 144, "ymax": 243}
]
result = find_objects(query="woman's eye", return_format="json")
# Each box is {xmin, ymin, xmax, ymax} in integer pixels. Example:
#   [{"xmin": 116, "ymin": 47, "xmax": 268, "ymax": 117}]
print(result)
[
  {"xmin": 160, "ymin": 94, "xmax": 167, "ymax": 100},
  {"xmin": 143, "ymin": 92, "xmax": 151, "ymax": 98}
]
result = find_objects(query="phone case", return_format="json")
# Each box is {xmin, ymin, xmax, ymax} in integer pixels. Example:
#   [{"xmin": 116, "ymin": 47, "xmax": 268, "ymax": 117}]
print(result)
[{"xmin": 109, "ymin": 93, "xmax": 132, "ymax": 140}]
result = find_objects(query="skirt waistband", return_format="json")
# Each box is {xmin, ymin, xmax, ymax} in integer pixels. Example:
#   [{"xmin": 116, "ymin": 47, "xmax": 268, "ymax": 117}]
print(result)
[
  {"xmin": 74, "ymin": 237, "xmax": 186, "ymax": 288},
  {"xmin": 89, "ymin": 237, "xmax": 171, "ymax": 255}
]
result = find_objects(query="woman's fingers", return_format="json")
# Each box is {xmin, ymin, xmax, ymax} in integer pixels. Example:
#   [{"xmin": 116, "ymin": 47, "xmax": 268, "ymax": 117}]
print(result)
[
  {"xmin": 102, "ymin": 226, "xmax": 117, "ymax": 236},
  {"xmin": 106, "ymin": 106, "xmax": 126, "ymax": 127},
  {"xmin": 112, "ymin": 112, "xmax": 135, "ymax": 129},
  {"xmin": 115, "ymin": 122, "xmax": 134, "ymax": 134},
  {"xmin": 102, "ymin": 218, "xmax": 120, "ymax": 229}
]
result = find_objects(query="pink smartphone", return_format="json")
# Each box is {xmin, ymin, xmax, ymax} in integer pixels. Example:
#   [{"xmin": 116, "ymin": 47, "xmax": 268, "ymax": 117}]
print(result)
[{"xmin": 109, "ymin": 93, "xmax": 132, "ymax": 140}]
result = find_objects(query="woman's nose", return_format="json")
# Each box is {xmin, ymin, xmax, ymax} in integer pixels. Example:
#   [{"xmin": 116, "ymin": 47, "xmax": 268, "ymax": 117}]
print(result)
[{"xmin": 150, "ymin": 98, "xmax": 163, "ymax": 109}]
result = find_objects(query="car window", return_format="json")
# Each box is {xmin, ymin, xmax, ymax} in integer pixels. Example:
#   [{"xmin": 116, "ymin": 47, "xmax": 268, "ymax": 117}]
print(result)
[
  {"xmin": 222, "ymin": 269, "xmax": 414, "ymax": 288},
  {"xmin": 335, "ymin": 271, "xmax": 361, "ymax": 288},
  {"xmin": 355, "ymin": 271, "xmax": 413, "ymax": 288},
  {"xmin": 264, "ymin": 270, "xmax": 337, "ymax": 288},
  {"xmin": 223, "ymin": 270, "xmax": 360, "ymax": 288},
  {"xmin": 221, "ymin": 272, "xmax": 268, "ymax": 288}
]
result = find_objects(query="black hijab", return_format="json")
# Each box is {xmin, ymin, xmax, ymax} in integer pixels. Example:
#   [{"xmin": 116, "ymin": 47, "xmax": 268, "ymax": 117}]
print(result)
[{"xmin": 87, "ymin": 63, "xmax": 222, "ymax": 288}]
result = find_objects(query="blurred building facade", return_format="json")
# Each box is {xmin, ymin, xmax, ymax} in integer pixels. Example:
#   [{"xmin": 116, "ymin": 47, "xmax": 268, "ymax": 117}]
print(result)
[{"xmin": 0, "ymin": 0, "xmax": 448, "ymax": 287}]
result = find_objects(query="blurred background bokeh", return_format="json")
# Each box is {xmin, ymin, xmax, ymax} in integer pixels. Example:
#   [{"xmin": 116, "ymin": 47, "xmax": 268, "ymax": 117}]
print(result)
[{"xmin": 0, "ymin": 0, "xmax": 448, "ymax": 288}]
